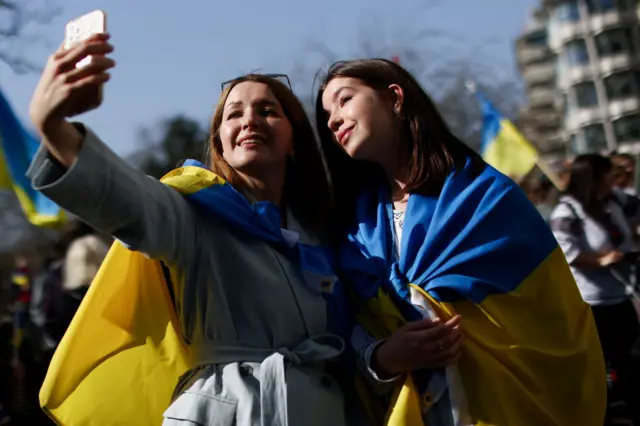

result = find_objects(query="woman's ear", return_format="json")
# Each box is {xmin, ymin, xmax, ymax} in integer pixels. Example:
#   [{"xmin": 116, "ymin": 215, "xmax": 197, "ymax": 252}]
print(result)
[{"xmin": 388, "ymin": 84, "xmax": 405, "ymax": 116}]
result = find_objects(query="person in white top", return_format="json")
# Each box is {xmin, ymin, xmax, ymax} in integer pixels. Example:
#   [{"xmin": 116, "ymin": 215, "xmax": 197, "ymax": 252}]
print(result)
[{"xmin": 550, "ymin": 154, "xmax": 640, "ymax": 423}]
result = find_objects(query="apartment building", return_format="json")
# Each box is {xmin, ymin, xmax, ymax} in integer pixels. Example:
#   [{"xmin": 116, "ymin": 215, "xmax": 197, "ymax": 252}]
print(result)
[{"xmin": 517, "ymin": 0, "xmax": 640, "ymax": 155}]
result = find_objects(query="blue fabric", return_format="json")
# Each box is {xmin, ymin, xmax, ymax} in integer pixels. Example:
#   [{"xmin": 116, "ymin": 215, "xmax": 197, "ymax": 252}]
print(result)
[
  {"xmin": 337, "ymin": 158, "xmax": 559, "ymax": 396},
  {"xmin": 0, "ymin": 87, "xmax": 62, "ymax": 218},
  {"xmin": 478, "ymin": 93, "xmax": 502, "ymax": 154},
  {"xmin": 338, "ymin": 157, "xmax": 558, "ymax": 308}
]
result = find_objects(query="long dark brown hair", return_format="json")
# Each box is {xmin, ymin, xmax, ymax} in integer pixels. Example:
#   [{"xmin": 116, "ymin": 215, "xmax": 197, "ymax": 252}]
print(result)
[
  {"xmin": 314, "ymin": 59, "xmax": 484, "ymax": 229},
  {"xmin": 565, "ymin": 154, "xmax": 613, "ymax": 219},
  {"xmin": 208, "ymin": 74, "xmax": 333, "ymax": 239}
]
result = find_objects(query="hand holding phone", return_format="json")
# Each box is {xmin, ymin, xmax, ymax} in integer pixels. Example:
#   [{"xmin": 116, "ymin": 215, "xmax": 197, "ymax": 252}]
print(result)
[
  {"xmin": 63, "ymin": 10, "xmax": 109, "ymax": 113},
  {"xmin": 29, "ymin": 9, "xmax": 113, "ymax": 156}
]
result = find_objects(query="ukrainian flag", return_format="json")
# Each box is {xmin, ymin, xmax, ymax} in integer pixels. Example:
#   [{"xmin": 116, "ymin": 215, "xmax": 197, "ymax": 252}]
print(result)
[
  {"xmin": 0, "ymin": 87, "xmax": 65, "ymax": 226},
  {"xmin": 340, "ymin": 159, "xmax": 606, "ymax": 425},
  {"xmin": 478, "ymin": 92, "xmax": 538, "ymax": 180},
  {"xmin": 40, "ymin": 161, "xmax": 349, "ymax": 425}
]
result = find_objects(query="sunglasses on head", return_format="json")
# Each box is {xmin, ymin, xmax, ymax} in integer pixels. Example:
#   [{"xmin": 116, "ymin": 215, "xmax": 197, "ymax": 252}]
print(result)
[{"xmin": 221, "ymin": 73, "xmax": 292, "ymax": 91}]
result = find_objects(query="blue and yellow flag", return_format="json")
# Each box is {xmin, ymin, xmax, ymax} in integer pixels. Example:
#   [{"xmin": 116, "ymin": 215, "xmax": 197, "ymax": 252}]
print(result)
[
  {"xmin": 478, "ymin": 93, "xmax": 538, "ymax": 180},
  {"xmin": 0, "ymin": 88, "xmax": 65, "ymax": 226},
  {"xmin": 339, "ymin": 159, "xmax": 606, "ymax": 425},
  {"xmin": 40, "ymin": 160, "xmax": 351, "ymax": 425}
]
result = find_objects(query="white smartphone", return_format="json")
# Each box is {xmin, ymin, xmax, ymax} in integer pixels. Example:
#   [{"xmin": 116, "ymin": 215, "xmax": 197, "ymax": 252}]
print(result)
[
  {"xmin": 64, "ymin": 10, "xmax": 107, "ymax": 68},
  {"xmin": 63, "ymin": 10, "xmax": 108, "ymax": 113}
]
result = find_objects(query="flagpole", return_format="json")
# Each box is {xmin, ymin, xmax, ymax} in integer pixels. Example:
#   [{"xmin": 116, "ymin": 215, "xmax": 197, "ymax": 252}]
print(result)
[{"xmin": 534, "ymin": 158, "xmax": 566, "ymax": 191}]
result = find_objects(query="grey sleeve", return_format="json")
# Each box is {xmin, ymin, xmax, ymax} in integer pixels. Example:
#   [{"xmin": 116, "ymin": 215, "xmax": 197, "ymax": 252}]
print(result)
[
  {"xmin": 351, "ymin": 325, "xmax": 401, "ymax": 395},
  {"xmin": 27, "ymin": 124, "xmax": 199, "ymax": 264}
]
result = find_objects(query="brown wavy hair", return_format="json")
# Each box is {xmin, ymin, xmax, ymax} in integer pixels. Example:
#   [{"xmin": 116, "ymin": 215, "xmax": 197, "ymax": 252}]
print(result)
[{"xmin": 208, "ymin": 74, "xmax": 333, "ymax": 239}]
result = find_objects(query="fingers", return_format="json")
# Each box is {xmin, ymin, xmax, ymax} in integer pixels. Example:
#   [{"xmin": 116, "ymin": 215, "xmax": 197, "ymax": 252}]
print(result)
[
  {"xmin": 60, "ymin": 56, "xmax": 115, "ymax": 85},
  {"xmin": 53, "ymin": 33, "xmax": 111, "ymax": 61},
  {"xmin": 444, "ymin": 315, "xmax": 461, "ymax": 329},
  {"xmin": 400, "ymin": 317, "xmax": 442, "ymax": 332},
  {"xmin": 412, "ymin": 316, "xmax": 464, "ymax": 365},
  {"xmin": 437, "ymin": 331, "xmax": 464, "ymax": 362},
  {"xmin": 403, "ymin": 314, "xmax": 460, "ymax": 333},
  {"xmin": 63, "ymin": 43, "xmax": 114, "ymax": 72},
  {"xmin": 53, "ymin": 37, "xmax": 113, "ymax": 74},
  {"xmin": 67, "ymin": 72, "xmax": 111, "ymax": 93}
]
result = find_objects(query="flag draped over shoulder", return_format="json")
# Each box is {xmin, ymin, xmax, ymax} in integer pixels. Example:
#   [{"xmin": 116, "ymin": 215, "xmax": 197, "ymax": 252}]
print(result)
[
  {"xmin": 339, "ymin": 159, "xmax": 606, "ymax": 425},
  {"xmin": 479, "ymin": 93, "xmax": 538, "ymax": 180},
  {"xmin": 0, "ymin": 88, "xmax": 65, "ymax": 226},
  {"xmin": 40, "ymin": 160, "xmax": 349, "ymax": 426}
]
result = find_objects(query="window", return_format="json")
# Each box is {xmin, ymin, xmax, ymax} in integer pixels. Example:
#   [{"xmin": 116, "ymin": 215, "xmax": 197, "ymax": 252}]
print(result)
[
  {"xmin": 574, "ymin": 82, "xmax": 599, "ymax": 107},
  {"xmin": 584, "ymin": 124, "xmax": 608, "ymax": 151},
  {"xmin": 570, "ymin": 134, "xmax": 582, "ymax": 154},
  {"xmin": 526, "ymin": 30, "xmax": 547, "ymax": 47},
  {"xmin": 614, "ymin": 114, "xmax": 640, "ymax": 143},
  {"xmin": 586, "ymin": 0, "xmax": 615, "ymax": 13},
  {"xmin": 553, "ymin": 1, "xmax": 580, "ymax": 22},
  {"xmin": 564, "ymin": 40, "xmax": 590, "ymax": 66},
  {"xmin": 596, "ymin": 29, "xmax": 635, "ymax": 57},
  {"xmin": 605, "ymin": 72, "xmax": 635, "ymax": 99},
  {"xmin": 562, "ymin": 93, "xmax": 573, "ymax": 125},
  {"xmin": 618, "ymin": 0, "xmax": 634, "ymax": 10}
]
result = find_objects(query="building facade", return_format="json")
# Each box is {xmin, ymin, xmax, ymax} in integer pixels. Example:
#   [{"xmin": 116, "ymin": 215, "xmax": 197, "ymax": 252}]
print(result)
[
  {"xmin": 516, "ymin": 9, "xmax": 564, "ymax": 157},
  {"xmin": 517, "ymin": 0, "xmax": 640, "ymax": 156}
]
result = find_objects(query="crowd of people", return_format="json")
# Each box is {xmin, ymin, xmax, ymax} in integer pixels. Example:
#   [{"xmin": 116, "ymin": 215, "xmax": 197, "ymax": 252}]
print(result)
[
  {"xmin": 0, "ymin": 221, "xmax": 110, "ymax": 425},
  {"xmin": 522, "ymin": 152, "xmax": 640, "ymax": 423}
]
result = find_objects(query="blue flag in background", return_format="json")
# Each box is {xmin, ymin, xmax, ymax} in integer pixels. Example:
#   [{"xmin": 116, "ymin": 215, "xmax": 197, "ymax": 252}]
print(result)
[{"xmin": 0, "ymin": 87, "xmax": 65, "ymax": 226}]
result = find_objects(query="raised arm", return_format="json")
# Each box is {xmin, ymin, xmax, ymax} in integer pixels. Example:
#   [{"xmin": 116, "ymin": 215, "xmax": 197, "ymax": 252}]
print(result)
[{"xmin": 27, "ymin": 33, "xmax": 199, "ymax": 264}]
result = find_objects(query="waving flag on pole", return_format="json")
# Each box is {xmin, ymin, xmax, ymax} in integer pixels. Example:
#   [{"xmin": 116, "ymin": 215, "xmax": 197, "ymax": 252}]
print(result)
[
  {"xmin": 0, "ymin": 87, "xmax": 66, "ymax": 227},
  {"xmin": 476, "ymin": 89, "xmax": 539, "ymax": 180}
]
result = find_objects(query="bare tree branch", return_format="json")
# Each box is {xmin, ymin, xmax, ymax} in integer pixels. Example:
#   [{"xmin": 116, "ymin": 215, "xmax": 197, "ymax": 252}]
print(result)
[
  {"xmin": 291, "ymin": 3, "xmax": 524, "ymax": 151},
  {"xmin": 0, "ymin": 0, "xmax": 61, "ymax": 74}
]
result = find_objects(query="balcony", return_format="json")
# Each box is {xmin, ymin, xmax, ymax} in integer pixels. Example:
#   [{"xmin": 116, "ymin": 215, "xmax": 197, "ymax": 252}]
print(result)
[
  {"xmin": 590, "ymin": 9, "xmax": 638, "ymax": 34},
  {"xmin": 609, "ymin": 97, "xmax": 640, "ymax": 119},
  {"xmin": 565, "ymin": 106, "xmax": 603, "ymax": 131},
  {"xmin": 538, "ymin": 132, "xmax": 566, "ymax": 154},
  {"xmin": 526, "ymin": 107, "xmax": 562, "ymax": 127},
  {"xmin": 523, "ymin": 63, "xmax": 556, "ymax": 85},
  {"xmin": 529, "ymin": 88, "xmax": 556, "ymax": 107},
  {"xmin": 614, "ymin": 141, "xmax": 640, "ymax": 154},
  {"xmin": 557, "ymin": 65, "xmax": 593, "ymax": 90},
  {"xmin": 599, "ymin": 53, "xmax": 636, "ymax": 76},
  {"xmin": 548, "ymin": 21, "xmax": 587, "ymax": 51},
  {"xmin": 517, "ymin": 45, "xmax": 551, "ymax": 66}
]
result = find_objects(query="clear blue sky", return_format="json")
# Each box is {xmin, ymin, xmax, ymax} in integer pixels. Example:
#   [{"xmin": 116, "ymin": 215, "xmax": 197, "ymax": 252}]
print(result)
[{"xmin": 0, "ymin": 0, "xmax": 538, "ymax": 157}]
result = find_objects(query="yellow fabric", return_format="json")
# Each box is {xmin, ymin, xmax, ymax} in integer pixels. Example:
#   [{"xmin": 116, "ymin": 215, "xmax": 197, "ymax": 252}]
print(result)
[
  {"xmin": 13, "ymin": 184, "xmax": 67, "ymax": 227},
  {"xmin": 357, "ymin": 246, "xmax": 607, "ymax": 425},
  {"xmin": 354, "ymin": 288, "xmax": 425, "ymax": 426},
  {"xmin": 39, "ymin": 243, "xmax": 190, "ymax": 425},
  {"xmin": 39, "ymin": 167, "xmax": 226, "ymax": 425},
  {"xmin": 11, "ymin": 273, "xmax": 28, "ymax": 287},
  {"xmin": 0, "ymin": 139, "xmax": 12, "ymax": 189},
  {"xmin": 0, "ymin": 142, "xmax": 66, "ymax": 227},
  {"xmin": 483, "ymin": 119, "xmax": 538, "ymax": 180}
]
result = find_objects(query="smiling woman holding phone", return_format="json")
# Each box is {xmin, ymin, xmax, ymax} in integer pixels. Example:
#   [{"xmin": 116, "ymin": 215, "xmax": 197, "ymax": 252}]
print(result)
[{"xmin": 27, "ymin": 22, "xmax": 358, "ymax": 425}]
